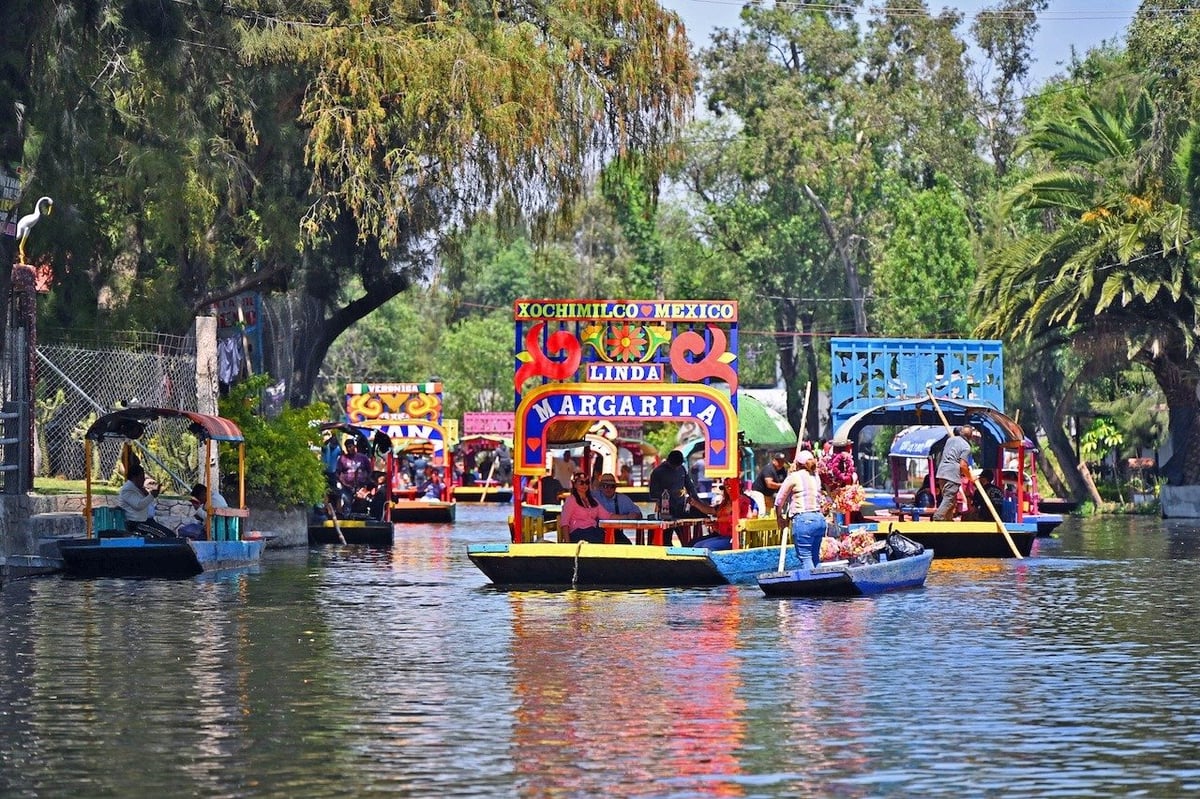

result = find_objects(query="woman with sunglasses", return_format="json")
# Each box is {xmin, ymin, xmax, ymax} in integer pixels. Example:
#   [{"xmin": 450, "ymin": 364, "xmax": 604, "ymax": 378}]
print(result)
[{"xmin": 557, "ymin": 472, "xmax": 630, "ymax": 544}]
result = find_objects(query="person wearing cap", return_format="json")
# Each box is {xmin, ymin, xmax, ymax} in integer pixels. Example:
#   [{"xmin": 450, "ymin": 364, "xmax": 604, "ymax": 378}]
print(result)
[
  {"xmin": 594, "ymin": 473, "xmax": 642, "ymax": 520},
  {"xmin": 774, "ymin": 450, "xmax": 826, "ymax": 569},
  {"xmin": 931, "ymin": 424, "xmax": 976, "ymax": 521},
  {"xmin": 752, "ymin": 451, "xmax": 789, "ymax": 508}
]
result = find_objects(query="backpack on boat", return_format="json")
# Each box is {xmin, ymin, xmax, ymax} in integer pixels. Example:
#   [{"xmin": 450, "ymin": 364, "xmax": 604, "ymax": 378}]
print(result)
[{"xmin": 885, "ymin": 531, "xmax": 924, "ymax": 559}]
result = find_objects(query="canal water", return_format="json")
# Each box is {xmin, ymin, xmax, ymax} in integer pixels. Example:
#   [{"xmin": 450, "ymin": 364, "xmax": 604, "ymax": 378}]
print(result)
[{"xmin": 2, "ymin": 509, "xmax": 1199, "ymax": 798}]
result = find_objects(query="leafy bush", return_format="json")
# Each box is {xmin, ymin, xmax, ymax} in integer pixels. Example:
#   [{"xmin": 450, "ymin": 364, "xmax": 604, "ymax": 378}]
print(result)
[{"xmin": 219, "ymin": 375, "xmax": 329, "ymax": 509}]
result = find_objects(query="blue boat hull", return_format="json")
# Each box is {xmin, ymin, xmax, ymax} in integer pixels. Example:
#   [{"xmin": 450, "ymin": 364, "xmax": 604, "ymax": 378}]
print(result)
[
  {"xmin": 59, "ymin": 536, "xmax": 263, "ymax": 579},
  {"xmin": 757, "ymin": 550, "xmax": 934, "ymax": 598}
]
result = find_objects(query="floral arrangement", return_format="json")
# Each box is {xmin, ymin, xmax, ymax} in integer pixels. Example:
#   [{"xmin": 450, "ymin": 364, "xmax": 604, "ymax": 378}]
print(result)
[
  {"xmin": 817, "ymin": 449, "xmax": 863, "ymax": 516},
  {"xmin": 820, "ymin": 529, "xmax": 878, "ymax": 562},
  {"xmin": 832, "ymin": 483, "xmax": 866, "ymax": 516},
  {"xmin": 818, "ymin": 450, "xmax": 857, "ymax": 490}
]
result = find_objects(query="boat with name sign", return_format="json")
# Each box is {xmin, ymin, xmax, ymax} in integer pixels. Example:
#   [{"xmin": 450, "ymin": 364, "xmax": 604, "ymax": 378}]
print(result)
[
  {"xmin": 345, "ymin": 382, "xmax": 457, "ymax": 524},
  {"xmin": 57, "ymin": 407, "xmax": 263, "ymax": 578},
  {"xmin": 466, "ymin": 298, "xmax": 805, "ymax": 589}
]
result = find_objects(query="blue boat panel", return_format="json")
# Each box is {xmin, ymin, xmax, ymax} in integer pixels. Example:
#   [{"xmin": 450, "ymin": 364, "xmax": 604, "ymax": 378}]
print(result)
[
  {"xmin": 468, "ymin": 543, "xmax": 513, "ymax": 554},
  {"xmin": 710, "ymin": 545, "xmax": 802, "ymax": 585},
  {"xmin": 831, "ymin": 338, "xmax": 1004, "ymax": 430}
]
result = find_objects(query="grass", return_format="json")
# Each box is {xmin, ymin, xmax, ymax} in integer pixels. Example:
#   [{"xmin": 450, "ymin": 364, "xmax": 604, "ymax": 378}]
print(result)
[{"xmin": 33, "ymin": 477, "xmax": 185, "ymax": 498}]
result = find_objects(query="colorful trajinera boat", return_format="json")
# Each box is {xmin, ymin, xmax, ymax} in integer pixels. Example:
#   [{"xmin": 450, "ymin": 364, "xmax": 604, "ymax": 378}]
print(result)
[
  {"xmin": 466, "ymin": 298, "xmax": 804, "ymax": 588},
  {"xmin": 829, "ymin": 338, "xmax": 1042, "ymax": 559},
  {"xmin": 58, "ymin": 407, "xmax": 263, "ymax": 578},
  {"xmin": 452, "ymin": 434, "xmax": 514, "ymax": 503},
  {"xmin": 344, "ymin": 382, "xmax": 457, "ymax": 524}
]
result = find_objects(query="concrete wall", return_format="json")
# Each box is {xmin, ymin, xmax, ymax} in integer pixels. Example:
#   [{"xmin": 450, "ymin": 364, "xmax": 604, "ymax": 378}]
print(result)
[{"xmin": 1160, "ymin": 485, "xmax": 1200, "ymax": 519}]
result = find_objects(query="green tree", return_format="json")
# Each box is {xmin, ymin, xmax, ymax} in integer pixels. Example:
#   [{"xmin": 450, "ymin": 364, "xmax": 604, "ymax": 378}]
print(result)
[
  {"xmin": 687, "ymin": 1, "xmax": 983, "ymax": 436},
  {"xmin": 873, "ymin": 176, "xmax": 976, "ymax": 336},
  {"xmin": 11, "ymin": 0, "xmax": 695, "ymax": 405},
  {"xmin": 975, "ymin": 89, "xmax": 1200, "ymax": 485}
]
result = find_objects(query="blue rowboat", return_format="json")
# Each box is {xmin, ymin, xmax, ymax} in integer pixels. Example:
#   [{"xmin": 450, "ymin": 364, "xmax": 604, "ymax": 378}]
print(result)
[{"xmin": 757, "ymin": 549, "xmax": 933, "ymax": 598}]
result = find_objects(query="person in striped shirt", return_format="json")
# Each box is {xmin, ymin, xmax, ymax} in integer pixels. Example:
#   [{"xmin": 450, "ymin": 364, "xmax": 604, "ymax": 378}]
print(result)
[{"xmin": 774, "ymin": 450, "xmax": 827, "ymax": 570}]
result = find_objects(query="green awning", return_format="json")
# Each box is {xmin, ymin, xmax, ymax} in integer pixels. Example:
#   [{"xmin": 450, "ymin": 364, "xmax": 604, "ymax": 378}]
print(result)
[{"xmin": 738, "ymin": 394, "xmax": 797, "ymax": 448}]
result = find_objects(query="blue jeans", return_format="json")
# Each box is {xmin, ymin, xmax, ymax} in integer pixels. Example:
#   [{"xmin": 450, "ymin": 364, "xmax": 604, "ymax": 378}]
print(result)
[{"xmin": 791, "ymin": 512, "xmax": 827, "ymax": 570}]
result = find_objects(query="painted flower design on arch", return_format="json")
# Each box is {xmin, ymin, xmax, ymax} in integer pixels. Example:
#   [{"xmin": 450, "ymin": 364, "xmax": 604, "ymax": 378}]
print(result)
[{"xmin": 606, "ymin": 324, "xmax": 648, "ymax": 362}]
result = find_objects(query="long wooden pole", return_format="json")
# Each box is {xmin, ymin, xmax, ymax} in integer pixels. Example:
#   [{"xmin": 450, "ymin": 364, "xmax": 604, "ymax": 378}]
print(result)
[
  {"xmin": 927, "ymin": 390, "xmax": 1022, "ymax": 559},
  {"xmin": 480, "ymin": 454, "xmax": 498, "ymax": 504},
  {"xmin": 779, "ymin": 382, "xmax": 813, "ymax": 571}
]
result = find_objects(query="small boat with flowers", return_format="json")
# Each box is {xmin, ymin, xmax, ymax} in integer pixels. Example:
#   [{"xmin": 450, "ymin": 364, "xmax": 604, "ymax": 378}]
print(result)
[
  {"xmin": 758, "ymin": 531, "xmax": 933, "ymax": 598},
  {"xmin": 466, "ymin": 298, "xmax": 805, "ymax": 588}
]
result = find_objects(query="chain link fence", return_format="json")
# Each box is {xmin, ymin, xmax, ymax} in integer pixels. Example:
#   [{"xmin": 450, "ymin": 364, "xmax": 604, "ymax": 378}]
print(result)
[{"xmin": 35, "ymin": 332, "xmax": 197, "ymax": 484}]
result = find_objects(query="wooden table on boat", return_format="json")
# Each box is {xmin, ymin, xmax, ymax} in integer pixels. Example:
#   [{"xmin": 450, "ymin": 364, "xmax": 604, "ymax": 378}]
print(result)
[{"xmin": 598, "ymin": 518, "xmax": 708, "ymax": 546}]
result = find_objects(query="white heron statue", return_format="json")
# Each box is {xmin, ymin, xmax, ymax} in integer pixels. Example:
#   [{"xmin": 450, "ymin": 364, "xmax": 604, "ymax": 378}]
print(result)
[{"xmin": 15, "ymin": 195, "xmax": 53, "ymax": 263}]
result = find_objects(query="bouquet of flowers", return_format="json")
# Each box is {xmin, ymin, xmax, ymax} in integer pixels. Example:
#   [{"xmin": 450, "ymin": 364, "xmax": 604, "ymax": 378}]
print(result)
[
  {"xmin": 819, "ymin": 529, "xmax": 878, "ymax": 562},
  {"xmin": 818, "ymin": 450, "xmax": 857, "ymax": 490}
]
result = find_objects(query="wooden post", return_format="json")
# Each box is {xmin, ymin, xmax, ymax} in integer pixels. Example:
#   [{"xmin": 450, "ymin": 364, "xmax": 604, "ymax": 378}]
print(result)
[{"xmin": 196, "ymin": 316, "xmax": 220, "ymax": 490}]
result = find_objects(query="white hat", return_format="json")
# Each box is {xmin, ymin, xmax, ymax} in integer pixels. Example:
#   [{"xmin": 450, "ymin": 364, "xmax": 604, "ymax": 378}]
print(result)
[{"xmin": 795, "ymin": 450, "xmax": 815, "ymax": 465}]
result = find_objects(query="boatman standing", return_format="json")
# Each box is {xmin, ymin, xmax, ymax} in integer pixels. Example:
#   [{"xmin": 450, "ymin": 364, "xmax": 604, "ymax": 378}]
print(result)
[{"xmin": 931, "ymin": 425, "xmax": 976, "ymax": 521}]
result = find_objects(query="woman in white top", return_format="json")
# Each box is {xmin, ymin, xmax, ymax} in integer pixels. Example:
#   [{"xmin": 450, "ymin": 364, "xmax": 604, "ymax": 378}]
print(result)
[{"xmin": 773, "ymin": 450, "xmax": 827, "ymax": 570}]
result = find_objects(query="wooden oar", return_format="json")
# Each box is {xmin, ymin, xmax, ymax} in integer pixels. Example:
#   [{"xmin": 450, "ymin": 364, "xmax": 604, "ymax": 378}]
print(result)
[
  {"xmin": 778, "ymin": 381, "xmax": 812, "ymax": 572},
  {"xmin": 324, "ymin": 500, "xmax": 347, "ymax": 545},
  {"xmin": 926, "ymin": 390, "xmax": 1022, "ymax": 559},
  {"xmin": 479, "ymin": 456, "xmax": 499, "ymax": 504}
]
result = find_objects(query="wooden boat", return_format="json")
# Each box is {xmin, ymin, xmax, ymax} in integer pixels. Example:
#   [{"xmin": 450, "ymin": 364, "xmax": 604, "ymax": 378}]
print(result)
[
  {"xmin": 1038, "ymin": 498, "xmax": 1078, "ymax": 514},
  {"xmin": 452, "ymin": 481, "xmax": 512, "ymax": 503},
  {"xmin": 758, "ymin": 549, "xmax": 934, "ymax": 598},
  {"xmin": 58, "ymin": 407, "xmax": 263, "ymax": 578},
  {"xmin": 851, "ymin": 519, "xmax": 1038, "ymax": 558},
  {"xmin": 467, "ymin": 298, "xmax": 805, "ymax": 588},
  {"xmin": 306, "ymin": 516, "xmax": 394, "ymax": 547},
  {"xmin": 341, "ymin": 383, "xmax": 460, "ymax": 524},
  {"xmin": 452, "ymin": 434, "xmax": 514, "ymax": 502}
]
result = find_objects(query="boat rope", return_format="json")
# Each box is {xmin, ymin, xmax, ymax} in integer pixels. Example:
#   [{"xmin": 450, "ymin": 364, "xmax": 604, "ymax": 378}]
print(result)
[{"xmin": 572, "ymin": 540, "xmax": 585, "ymax": 587}]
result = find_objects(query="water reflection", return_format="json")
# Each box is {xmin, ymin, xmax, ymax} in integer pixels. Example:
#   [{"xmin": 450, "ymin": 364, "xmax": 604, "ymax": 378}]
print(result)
[
  {"xmin": 2, "ymin": 512, "xmax": 1200, "ymax": 796},
  {"xmin": 506, "ymin": 588, "xmax": 748, "ymax": 797}
]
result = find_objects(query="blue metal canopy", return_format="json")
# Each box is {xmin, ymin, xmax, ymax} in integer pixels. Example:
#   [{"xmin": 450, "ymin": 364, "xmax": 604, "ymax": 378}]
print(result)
[{"xmin": 833, "ymin": 397, "xmax": 1026, "ymax": 450}]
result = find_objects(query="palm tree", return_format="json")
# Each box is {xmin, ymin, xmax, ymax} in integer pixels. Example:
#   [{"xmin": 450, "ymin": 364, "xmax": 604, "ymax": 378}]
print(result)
[{"xmin": 975, "ymin": 90, "xmax": 1200, "ymax": 486}]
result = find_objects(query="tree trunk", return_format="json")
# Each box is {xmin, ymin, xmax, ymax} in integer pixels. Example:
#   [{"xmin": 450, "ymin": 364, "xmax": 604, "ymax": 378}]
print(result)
[
  {"xmin": 1146, "ymin": 353, "xmax": 1200, "ymax": 485},
  {"xmin": 801, "ymin": 309, "xmax": 820, "ymax": 442},
  {"xmin": 1030, "ymin": 372, "xmax": 1102, "ymax": 506},
  {"xmin": 774, "ymin": 298, "xmax": 801, "ymax": 440},
  {"xmin": 802, "ymin": 184, "xmax": 868, "ymax": 335}
]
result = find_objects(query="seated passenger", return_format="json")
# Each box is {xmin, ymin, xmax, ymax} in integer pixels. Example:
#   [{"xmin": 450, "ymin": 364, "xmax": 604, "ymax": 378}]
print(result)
[
  {"xmin": 688, "ymin": 478, "xmax": 757, "ymax": 551},
  {"xmin": 558, "ymin": 471, "xmax": 629, "ymax": 544}
]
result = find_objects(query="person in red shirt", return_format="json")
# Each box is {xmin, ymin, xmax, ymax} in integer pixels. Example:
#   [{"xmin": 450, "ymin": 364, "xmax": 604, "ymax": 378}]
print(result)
[{"xmin": 688, "ymin": 478, "xmax": 757, "ymax": 551}]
